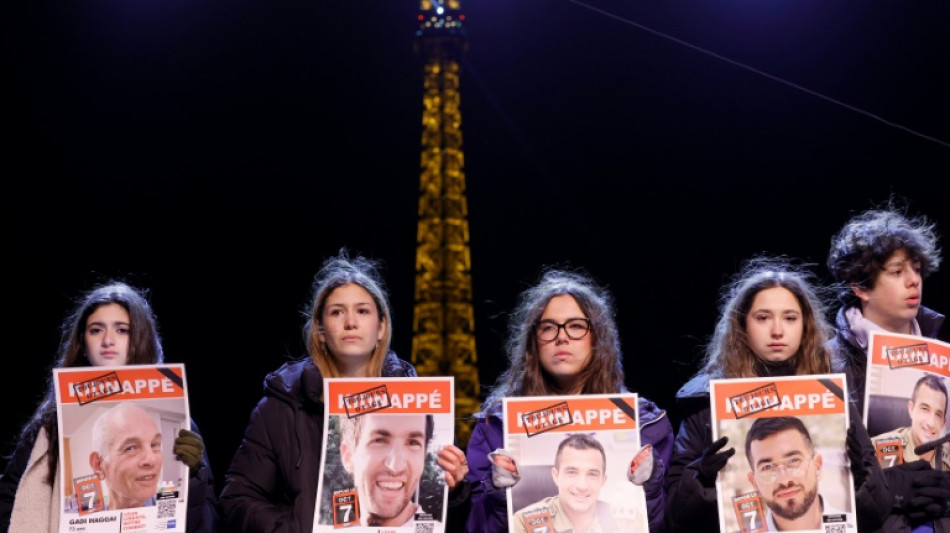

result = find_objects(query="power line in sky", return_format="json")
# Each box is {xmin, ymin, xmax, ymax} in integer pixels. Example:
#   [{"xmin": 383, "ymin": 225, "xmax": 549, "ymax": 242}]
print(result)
[{"xmin": 571, "ymin": 0, "xmax": 950, "ymax": 150}]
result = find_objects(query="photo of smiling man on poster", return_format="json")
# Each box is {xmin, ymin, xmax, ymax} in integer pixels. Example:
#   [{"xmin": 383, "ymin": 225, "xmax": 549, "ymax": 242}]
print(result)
[
  {"xmin": 338, "ymin": 412, "xmax": 433, "ymax": 527},
  {"xmin": 743, "ymin": 416, "xmax": 844, "ymax": 531},
  {"xmin": 871, "ymin": 373, "xmax": 950, "ymax": 470},
  {"xmin": 88, "ymin": 402, "xmax": 164, "ymax": 510},
  {"xmin": 512, "ymin": 433, "xmax": 622, "ymax": 533}
]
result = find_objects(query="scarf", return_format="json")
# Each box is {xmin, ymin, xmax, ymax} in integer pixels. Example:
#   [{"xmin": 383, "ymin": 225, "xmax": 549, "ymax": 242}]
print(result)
[
  {"xmin": 845, "ymin": 306, "xmax": 922, "ymax": 349},
  {"xmin": 9, "ymin": 429, "xmax": 61, "ymax": 533}
]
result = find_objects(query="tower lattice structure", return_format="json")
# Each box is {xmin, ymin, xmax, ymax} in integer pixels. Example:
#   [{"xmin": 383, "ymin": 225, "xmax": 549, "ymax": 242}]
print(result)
[{"xmin": 412, "ymin": 0, "xmax": 479, "ymax": 449}]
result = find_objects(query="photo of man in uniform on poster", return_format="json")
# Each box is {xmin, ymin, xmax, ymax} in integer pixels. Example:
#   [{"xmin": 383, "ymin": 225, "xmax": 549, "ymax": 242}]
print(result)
[
  {"xmin": 871, "ymin": 374, "xmax": 950, "ymax": 470},
  {"xmin": 512, "ymin": 433, "xmax": 625, "ymax": 533}
]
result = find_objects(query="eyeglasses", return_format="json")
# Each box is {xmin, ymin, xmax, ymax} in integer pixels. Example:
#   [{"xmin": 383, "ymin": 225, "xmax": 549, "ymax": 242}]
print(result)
[
  {"xmin": 754, "ymin": 456, "xmax": 812, "ymax": 484},
  {"xmin": 535, "ymin": 318, "xmax": 591, "ymax": 341}
]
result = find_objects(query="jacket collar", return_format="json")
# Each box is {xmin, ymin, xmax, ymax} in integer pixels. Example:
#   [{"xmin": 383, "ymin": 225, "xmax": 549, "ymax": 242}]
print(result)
[{"xmin": 836, "ymin": 304, "xmax": 945, "ymax": 349}]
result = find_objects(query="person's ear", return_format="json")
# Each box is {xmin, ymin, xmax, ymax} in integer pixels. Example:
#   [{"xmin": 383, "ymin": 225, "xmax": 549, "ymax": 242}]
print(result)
[
  {"xmin": 89, "ymin": 451, "xmax": 102, "ymax": 475},
  {"xmin": 747, "ymin": 471, "xmax": 756, "ymax": 488},
  {"xmin": 851, "ymin": 283, "xmax": 871, "ymax": 303},
  {"xmin": 908, "ymin": 399, "xmax": 915, "ymax": 419},
  {"xmin": 551, "ymin": 467, "xmax": 558, "ymax": 485},
  {"xmin": 377, "ymin": 318, "xmax": 386, "ymax": 343},
  {"xmin": 814, "ymin": 454, "xmax": 823, "ymax": 481}
]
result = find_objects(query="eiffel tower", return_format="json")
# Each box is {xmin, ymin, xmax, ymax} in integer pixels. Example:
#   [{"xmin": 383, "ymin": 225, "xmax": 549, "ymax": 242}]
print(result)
[{"xmin": 411, "ymin": 0, "xmax": 479, "ymax": 449}]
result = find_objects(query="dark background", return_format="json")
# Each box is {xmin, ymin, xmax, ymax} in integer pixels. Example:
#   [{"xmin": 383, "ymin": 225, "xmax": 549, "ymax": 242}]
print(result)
[{"xmin": 6, "ymin": 0, "xmax": 950, "ymax": 496}]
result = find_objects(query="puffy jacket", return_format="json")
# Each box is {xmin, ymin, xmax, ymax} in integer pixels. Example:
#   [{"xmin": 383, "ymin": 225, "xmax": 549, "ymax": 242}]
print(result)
[
  {"xmin": 218, "ymin": 352, "xmax": 415, "ymax": 533},
  {"xmin": 463, "ymin": 395, "xmax": 674, "ymax": 533}
]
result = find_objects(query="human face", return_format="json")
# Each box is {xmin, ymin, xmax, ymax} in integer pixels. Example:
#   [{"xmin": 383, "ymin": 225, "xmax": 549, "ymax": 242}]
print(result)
[
  {"xmin": 551, "ymin": 446, "xmax": 606, "ymax": 518},
  {"xmin": 537, "ymin": 295, "xmax": 592, "ymax": 392},
  {"xmin": 84, "ymin": 303, "xmax": 131, "ymax": 366},
  {"xmin": 908, "ymin": 385, "xmax": 947, "ymax": 449},
  {"xmin": 95, "ymin": 405, "xmax": 162, "ymax": 509},
  {"xmin": 854, "ymin": 249, "xmax": 922, "ymax": 333},
  {"xmin": 747, "ymin": 429, "xmax": 822, "ymax": 522},
  {"xmin": 319, "ymin": 284, "xmax": 385, "ymax": 376},
  {"xmin": 745, "ymin": 287, "xmax": 803, "ymax": 363},
  {"xmin": 341, "ymin": 414, "xmax": 426, "ymax": 526}
]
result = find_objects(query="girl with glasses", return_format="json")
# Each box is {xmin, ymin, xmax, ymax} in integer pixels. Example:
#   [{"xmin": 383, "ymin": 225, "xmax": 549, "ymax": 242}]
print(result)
[
  {"xmin": 463, "ymin": 267, "xmax": 674, "ymax": 533},
  {"xmin": 664, "ymin": 256, "xmax": 890, "ymax": 533}
]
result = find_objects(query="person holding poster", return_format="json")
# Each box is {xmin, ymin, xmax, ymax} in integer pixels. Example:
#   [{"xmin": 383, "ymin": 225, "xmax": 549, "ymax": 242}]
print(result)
[
  {"xmin": 0, "ymin": 281, "xmax": 218, "ymax": 533},
  {"xmin": 664, "ymin": 257, "xmax": 888, "ymax": 533},
  {"xmin": 219, "ymin": 250, "xmax": 469, "ymax": 533},
  {"xmin": 463, "ymin": 267, "xmax": 674, "ymax": 533},
  {"xmin": 826, "ymin": 205, "xmax": 945, "ymax": 413},
  {"xmin": 826, "ymin": 206, "xmax": 950, "ymax": 530}
]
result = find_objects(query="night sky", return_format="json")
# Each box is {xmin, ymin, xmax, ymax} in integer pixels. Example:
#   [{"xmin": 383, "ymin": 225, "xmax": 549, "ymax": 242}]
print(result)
[{"xmin": 7, "ymin": 0, "xmax": 950, "ymax": 493}]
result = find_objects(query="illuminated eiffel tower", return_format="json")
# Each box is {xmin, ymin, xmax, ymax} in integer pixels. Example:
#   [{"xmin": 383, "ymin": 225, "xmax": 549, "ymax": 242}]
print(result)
[{"xmin": 411, "ymin": 0, "xmax": 479, "ymax": 448}]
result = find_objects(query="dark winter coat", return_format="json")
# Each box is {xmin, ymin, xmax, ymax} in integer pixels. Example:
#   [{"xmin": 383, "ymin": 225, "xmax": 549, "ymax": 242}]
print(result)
[
  {"xmin": 829, "ymin": 305, "xmax": 949, "ymax": 533},
  {"xmin": 217, "ymin": 352, "xmax": 416, "ymax": 533}
]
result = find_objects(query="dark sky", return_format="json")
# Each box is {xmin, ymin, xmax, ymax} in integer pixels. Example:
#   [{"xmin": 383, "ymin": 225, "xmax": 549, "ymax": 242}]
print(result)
[{"xmin": 7, "ymin": 0, "xmax": 950, "ymax": 492}]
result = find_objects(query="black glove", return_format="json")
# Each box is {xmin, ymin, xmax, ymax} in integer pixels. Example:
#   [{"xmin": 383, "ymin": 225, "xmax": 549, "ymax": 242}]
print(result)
[
  {"xmin": 908, "ymin": 469, "xmax": 950, "ymax": 521},
  {"xmin": 846, "ymin": 421, "xmax": 875, "ymax": 489},
  {"xmin": 884, "ymin": 460, "xmax": 944, "ymax": 519},
  {"xmin": 689, "ymin": 436, "xmax": 735, "ymax": 487},
  {"xmin": 846, "ymin": 420, "xmax": 893, "ymax": 529},
  {"xmin": 174, "ymin": 428, "xmax": 204, "ymax": 471}
]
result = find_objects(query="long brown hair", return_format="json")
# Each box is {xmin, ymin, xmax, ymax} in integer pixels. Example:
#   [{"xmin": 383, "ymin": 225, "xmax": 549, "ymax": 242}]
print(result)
[
  {"xmin": 483, "ymin": 267, "xmax": 625, "ymax": 413},
  {"xmin": 700, "ymin": 256, "xmax": 834, "ymax": 379},
  {"xmin": 27, "ymin": 281, "xmax": 163, "ymax": 485}
]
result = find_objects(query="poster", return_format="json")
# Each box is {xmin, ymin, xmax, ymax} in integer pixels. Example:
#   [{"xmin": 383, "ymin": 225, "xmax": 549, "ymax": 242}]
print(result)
[
  {"xmin": 54, "ymin": 364, "xmax": 191, "ymax": 533},
  {"xmin": 313, "ymin": 377, "xmax": 454, "ymax": 533},
  {"xmin": 503, "ymin": 393, "xmax": 648, "ymax": 533},
  {"xmin": 864, "ymin": 331, "xmax": 950, "ymax": 470},
  {"xmin": 710, "ymin": 374, "xmax": 856, "ymax": 533}
]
